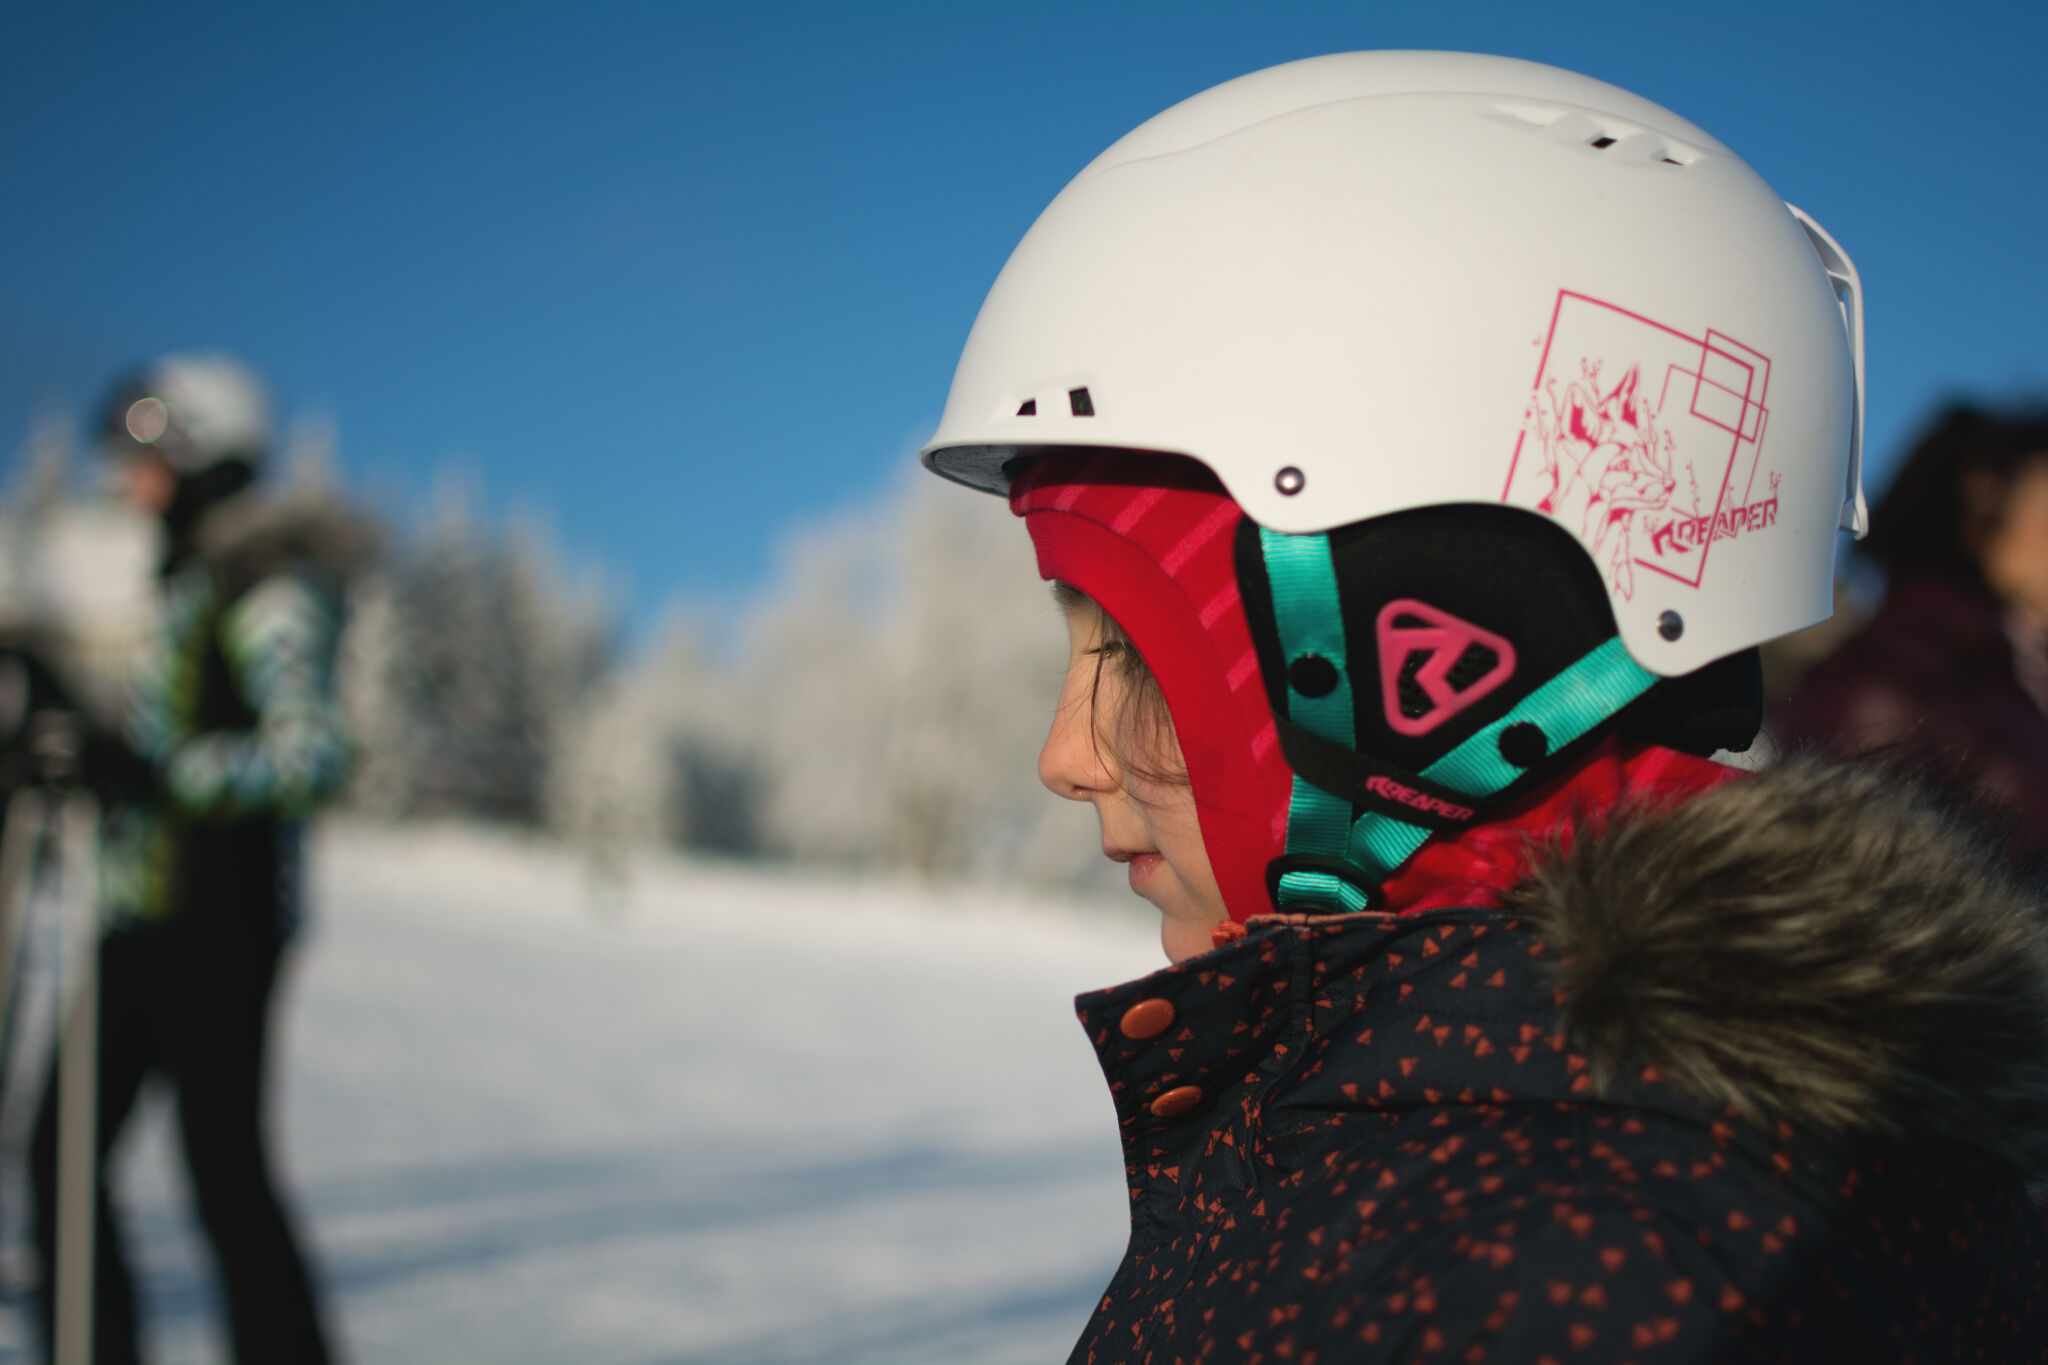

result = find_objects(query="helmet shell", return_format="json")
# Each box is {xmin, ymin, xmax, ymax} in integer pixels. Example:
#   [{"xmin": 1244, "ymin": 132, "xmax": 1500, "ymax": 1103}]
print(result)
[{"xmin": 922, "ymin": 52, "xmax": 1865, "ymax": 675}]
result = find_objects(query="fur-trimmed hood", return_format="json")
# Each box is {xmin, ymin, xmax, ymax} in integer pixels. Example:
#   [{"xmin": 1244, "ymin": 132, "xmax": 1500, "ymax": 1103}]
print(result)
[
  {"xmin": 1517, "ymin": 754, "xmax": 2048, "ymax": 1181},
  {"xmin": 187, "ymin": 489, "xmax": 380, "ymax": 599}
]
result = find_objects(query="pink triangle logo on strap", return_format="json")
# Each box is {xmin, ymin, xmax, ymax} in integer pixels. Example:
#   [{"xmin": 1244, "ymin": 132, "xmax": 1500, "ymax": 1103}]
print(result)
[{"xmin": 1375, "ymin": 599, "xmax": 1518, "ymax": 737}]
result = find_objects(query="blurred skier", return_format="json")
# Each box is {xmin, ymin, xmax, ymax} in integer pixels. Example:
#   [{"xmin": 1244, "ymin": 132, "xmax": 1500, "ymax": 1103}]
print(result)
[
  {"xmin": 922, "ymin": 53, "xmax": 2048, "ymax": 1361},
  {"xmin": 31, "ymin": 354, "xmax": 366, "ymax": 1364},
  {"xmin": 1777, "ymin": 401, "xmax": 2048, "ymax": 854}
]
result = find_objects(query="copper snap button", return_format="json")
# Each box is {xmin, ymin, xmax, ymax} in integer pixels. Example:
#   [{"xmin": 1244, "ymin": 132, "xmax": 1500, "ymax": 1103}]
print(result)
[
  {"xmin": 1150, "ymin": 1085, "xmax": 1203, "ymax": 1118},
  {"xmin": 1118, "ymin": 998, "xmax": 1176, "ymax": 1040}
]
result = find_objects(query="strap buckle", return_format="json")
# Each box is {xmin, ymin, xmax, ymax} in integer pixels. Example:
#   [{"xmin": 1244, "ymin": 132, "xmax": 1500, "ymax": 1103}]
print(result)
[{"xmin": 1265, "ymin": 854, "xmax": 1385, "ymax": 914}]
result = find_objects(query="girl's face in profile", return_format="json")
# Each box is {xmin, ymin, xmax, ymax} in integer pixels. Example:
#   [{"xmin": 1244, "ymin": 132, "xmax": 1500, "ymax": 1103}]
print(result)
[{"xmin": 1041, "ymin": 588, "xmax": 1229, "ymax": 961}]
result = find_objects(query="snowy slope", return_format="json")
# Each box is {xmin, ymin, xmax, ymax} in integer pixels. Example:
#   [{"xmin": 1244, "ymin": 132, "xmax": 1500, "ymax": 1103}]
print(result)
[{"xmin": 4, "ymin": 821, "xmax": 1165, "ymax": 1364}]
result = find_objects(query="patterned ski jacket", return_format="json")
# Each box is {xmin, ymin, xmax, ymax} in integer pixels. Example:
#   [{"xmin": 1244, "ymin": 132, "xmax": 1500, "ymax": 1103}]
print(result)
[
  {"xmin": 1069, "ymin": 758, "xmax": 2048, "ymax": 1363},
  {"xmin": 102, "ymin": 491, "xmax": 372, "ymax": 934}
]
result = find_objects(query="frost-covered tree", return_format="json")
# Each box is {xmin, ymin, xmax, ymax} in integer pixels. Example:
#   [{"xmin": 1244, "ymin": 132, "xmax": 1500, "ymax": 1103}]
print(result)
[
  {"xmin": 740, "ymin": 502, "xmax": 899, "ymax": 865},
  {"xmin": 744, "ymin": 473, "xmax": 1104, "ymax": 883},
  {"xmin": 553, "ymin": 470, "xmax": 1102, "ymax": 887},
  {"xmin": 546, "ymin": 616, "xmax": 761, "ymax": 866},
  {"xmin": 341, "ymin": 483, "xmax": 613, "ymax": 823},
  {"xmin": 878, "ymin": 478, "xmax": 1076, "ymax": 875}
]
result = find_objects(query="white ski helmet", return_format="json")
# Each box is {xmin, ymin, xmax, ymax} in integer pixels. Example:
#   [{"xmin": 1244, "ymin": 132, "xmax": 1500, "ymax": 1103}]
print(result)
[
  {"xmin": 922, "ymin": 51, "xmax": 1865, "ymax": 678},
  {"xmin": 106, "ymin": 352, "xmax": 272, "ymax": 475}
]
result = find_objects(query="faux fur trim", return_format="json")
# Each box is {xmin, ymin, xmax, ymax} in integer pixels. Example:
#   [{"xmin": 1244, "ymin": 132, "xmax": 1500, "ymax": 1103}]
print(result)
[
  {"xmin": 1514, "ymin": 754, "xmax": 2048, "ymax": 1180},
  {"xmin": 191, "ymin": 491, "xmax": 379, "ymax": 598}
]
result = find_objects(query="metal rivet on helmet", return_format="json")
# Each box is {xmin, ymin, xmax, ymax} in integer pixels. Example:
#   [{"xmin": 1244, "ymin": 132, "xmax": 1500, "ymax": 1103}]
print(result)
[
  {"xmin": 1658, "ymin": 611, "xmax": 1685, "ymax": 642},
  {"xmin": 1275, "ymin": 467, "xmax": 1305, "ymax": 496}
]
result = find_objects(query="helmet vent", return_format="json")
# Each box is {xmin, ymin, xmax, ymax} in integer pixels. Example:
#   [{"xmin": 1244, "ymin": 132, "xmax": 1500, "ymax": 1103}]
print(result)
[
  {"xmin": 1492, "ymin": 103, "xmax": 1699, "ymax": 167},
  {"xmin": 1068, "ymin": 387, "xmax": 1095, "ymax": 417},
  {"xmin": 1016, "ymin": 399, "xmax": 1037, "ymax": 416}
]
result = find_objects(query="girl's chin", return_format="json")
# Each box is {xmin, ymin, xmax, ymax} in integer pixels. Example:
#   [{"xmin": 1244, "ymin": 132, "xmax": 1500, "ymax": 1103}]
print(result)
[
  {"xmin": 1125, "ymin": 857, "xmax": 1229, "ymax": 961},
  {"xmin": 1160, "ymin": 916, "xmax": 1220, "ymax": 963}
]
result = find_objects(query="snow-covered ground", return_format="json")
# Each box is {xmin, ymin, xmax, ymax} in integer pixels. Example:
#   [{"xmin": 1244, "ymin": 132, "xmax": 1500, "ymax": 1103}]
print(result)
[{"xmin": 0, "ymin": 821, "xmax": 1165, "ymax": 1364}]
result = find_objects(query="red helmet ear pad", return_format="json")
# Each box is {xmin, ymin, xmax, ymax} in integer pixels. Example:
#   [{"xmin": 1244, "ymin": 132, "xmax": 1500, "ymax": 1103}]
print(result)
[{"xmin": 1013, "ymin": 455, "xmax": 1295, "ymax": 922}]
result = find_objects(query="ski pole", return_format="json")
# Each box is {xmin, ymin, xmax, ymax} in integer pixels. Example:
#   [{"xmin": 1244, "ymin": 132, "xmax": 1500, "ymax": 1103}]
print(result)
[
  {"xmin": 0, "ymin": 787, "xmax": 46, "ymax": 1072},
  {"xmin": 51, "ymin": 792, "xmax": 96, "ymax": 1365}
]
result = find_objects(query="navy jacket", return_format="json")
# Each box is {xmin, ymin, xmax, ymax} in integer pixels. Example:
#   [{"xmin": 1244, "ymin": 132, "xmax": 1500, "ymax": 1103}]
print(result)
[{"xmin": 1069, "ymin": 763, "xmax": 2048, "ymax": 1363}]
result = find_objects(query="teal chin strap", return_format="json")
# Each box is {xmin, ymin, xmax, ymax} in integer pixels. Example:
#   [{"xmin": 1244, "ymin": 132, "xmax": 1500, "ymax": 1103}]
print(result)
[
  {"xmin": 1258, "ymin": 527, "xmax": 1662, "ymax": 914},
  {"xmin": 1259, "ymin": 528, "xmax": 1373, "ymax": 913}
]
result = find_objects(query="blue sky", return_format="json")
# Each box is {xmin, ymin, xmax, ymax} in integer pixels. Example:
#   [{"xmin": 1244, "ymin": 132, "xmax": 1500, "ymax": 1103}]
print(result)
[{"xmin": 5, "ymin": 1, "xmax": 2043, "ymax": 633}]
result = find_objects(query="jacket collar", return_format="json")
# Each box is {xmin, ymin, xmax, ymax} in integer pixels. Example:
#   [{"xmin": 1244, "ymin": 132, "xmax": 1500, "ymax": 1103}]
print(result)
[
  {"xmin": 1378, "ymin": 738, "xmax": 1739, "ymax": 915},
  {"xmin": 1079, "ymin": 753, "xmax": 2048, "ymax": 1185}
]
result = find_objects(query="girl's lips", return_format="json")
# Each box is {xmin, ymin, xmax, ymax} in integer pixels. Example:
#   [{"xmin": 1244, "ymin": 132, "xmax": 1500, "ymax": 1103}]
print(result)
[{"xmin": 1126, "ymin": 851, "xmax": 1165, "ymax": 890}]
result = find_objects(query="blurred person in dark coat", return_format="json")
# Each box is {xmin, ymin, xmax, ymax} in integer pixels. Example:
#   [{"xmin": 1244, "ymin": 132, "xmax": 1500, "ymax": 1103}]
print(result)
[
  {"xmin": 1778, "ymin": 402, "xmax": 2048, "ymax": 854},
  {"xmin": 31, "ymin": 354, "xmax": 368, "ymax": 1365}
]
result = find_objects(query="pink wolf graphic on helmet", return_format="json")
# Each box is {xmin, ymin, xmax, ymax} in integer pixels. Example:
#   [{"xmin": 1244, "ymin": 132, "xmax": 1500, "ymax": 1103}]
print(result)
[
  {"xmin": 1526, "ymin": 362, "xmax": 1677, "ymax": 601},
  {"xmin": 1504, "ymin": 291, "xmax": 1782, "ymax": 602}
]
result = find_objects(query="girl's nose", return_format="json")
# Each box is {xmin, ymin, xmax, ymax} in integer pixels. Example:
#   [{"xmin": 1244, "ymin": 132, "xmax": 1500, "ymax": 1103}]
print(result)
[{"xmin": 1039, "ymin": 688, "xmax": 1117, "ymax": 801}]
